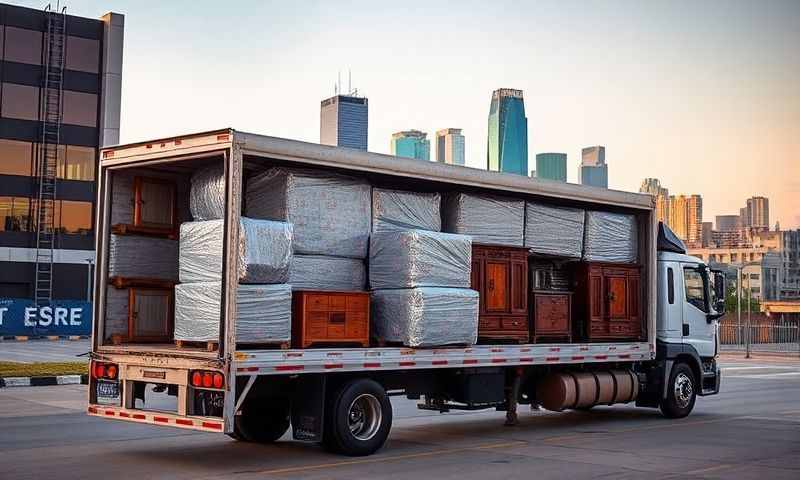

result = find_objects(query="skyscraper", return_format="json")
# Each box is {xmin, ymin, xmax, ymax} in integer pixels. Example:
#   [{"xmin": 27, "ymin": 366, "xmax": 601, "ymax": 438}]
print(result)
[
  {"xmin": 535, "ymin": 153, "xmax": 567, "ymax": 181},
  {"xmin": 578, "ymin": 146, "xmax": 608, "ymax": 188},
  {"xmin": 715, "ymin": 215, "xmax": 740, "ymax": 231},
  {"xmin": 390, "ymin": 130, "xmax": 430, "ymax": 161},
  {"xmin": 435, "ymin": 128, "xmax": 465, "ymax": 166},
  {"xmin": 669, "ymin": 194, "xmax": 703, "ymax": 247},
  {"xmin": 639, "ymin": 178, "xmax": 670, "ymax": 224},
  {"xmin": 746, "ymin": 196, "xmax": 769, "ymax": 229},
  {"xmin": 320, "ymin": 94, "xmax": 368, "ymax": 150},
  {"xmin": 487, "ymin": 88, "xmax": 528, "ymax": 175}
]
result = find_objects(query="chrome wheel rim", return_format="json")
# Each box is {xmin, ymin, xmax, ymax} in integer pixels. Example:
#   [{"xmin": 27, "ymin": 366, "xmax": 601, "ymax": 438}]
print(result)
[
  {"xmin": 348, "ymin": 394, "xmax": 382, "ymax": 441},
  {"xmin": 674, "ymin": 373, "xmax": 693, "ymax": 408}
]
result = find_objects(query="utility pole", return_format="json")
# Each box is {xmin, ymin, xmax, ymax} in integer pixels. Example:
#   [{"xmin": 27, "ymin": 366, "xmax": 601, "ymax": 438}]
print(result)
[
  {"xmin": 737, "ymin": 266, "xmax": 742, "ymax": 349},
  {"xmin": 746, "ymin": 272, "xmax": 751, "ymax": 359}
]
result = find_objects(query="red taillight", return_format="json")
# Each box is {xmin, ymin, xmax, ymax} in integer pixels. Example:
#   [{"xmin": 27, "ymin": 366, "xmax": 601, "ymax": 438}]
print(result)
[
  {"xmin": 92, "ymin": 361, "xmax": 118, "ymax": 380},
  {"xmin": 190, "ymin": 370, "xmax": 224, "ymax": 389}
]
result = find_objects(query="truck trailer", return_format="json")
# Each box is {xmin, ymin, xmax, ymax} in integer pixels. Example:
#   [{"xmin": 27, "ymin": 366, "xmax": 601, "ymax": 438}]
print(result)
[{"xmin": 88, "ymin": 129, "xmax": 725, "ymax": 456}]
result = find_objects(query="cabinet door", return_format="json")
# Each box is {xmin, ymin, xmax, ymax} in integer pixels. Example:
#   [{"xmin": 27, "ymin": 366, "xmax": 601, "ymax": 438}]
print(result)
[
  {"xmin": 510, "ymin": 259, "xmax": 527, "ymax": 314},
  {"xmin": 129, "ymin": 288, "xmax": 172, "ymax": 342},
  {"xmin": 470, "ymin": 258, "xmax": 483, "ymax": 312},
  {"xmin": 485, "ymin": 261, "xmax": 509, "ymax": 313},
  {"xmin": 134, "ymin": 177, "xmax": 176, "ymax": 229},
  {"xmin": 605, "ymin": 275, "xmax": 628, "ymax": 319}
]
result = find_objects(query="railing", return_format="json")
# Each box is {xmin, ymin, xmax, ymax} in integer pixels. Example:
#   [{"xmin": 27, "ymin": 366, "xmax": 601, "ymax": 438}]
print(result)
[{"xmin": 720, "ymin": 320, "xmax": 800, "ymax": 354}]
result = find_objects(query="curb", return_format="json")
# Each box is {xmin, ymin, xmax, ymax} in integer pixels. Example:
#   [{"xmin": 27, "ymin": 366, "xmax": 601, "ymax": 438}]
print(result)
[{"xmin": 0, "ymin": 374, "xmax": 89, "ymax": 388}]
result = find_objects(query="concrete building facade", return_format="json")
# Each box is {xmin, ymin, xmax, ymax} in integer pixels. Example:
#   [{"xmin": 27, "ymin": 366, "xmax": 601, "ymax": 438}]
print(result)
[
  {"xmin": 0, "ymin": 3, "xmax": 123, "ymax": 303},
  {"xmin": 435, "ymin": 128, "xmax": 464, "ymax": 166},
  {"xmin": 639, "ymin": 178, "xmax": 670, "ymax": 224},
  {"xmin": 669, "ymin": 194, "xmax": 703, "ymax": 247},
  {"xmin": 320, "ymin": 94, "xmax": 368, "ymax": 150}
]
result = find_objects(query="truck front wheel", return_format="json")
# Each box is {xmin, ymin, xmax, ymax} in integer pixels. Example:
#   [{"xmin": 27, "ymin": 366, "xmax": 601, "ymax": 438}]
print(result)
[
  {"xmin": 324, "ymin": 378, "xmax": 392, "ymax": 456},
  {"xmin": 229, "ymin": 399, "xmax": 290, "ymax": 443},
  {"xmin": 660, "ymin": 363, "xmax": 696, "ymax": 419}
]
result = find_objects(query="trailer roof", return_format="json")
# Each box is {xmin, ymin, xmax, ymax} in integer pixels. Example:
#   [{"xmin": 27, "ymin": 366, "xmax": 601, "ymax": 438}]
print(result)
[{"xmin": 100, "ymin": 128, "xmax": 654, "ymax": 211}]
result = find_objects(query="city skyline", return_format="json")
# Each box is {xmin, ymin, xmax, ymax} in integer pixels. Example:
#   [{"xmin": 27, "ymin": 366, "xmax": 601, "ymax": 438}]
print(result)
[{"xmin": 23, "ymin": 0, "xmax": 799, "ymax": 228}]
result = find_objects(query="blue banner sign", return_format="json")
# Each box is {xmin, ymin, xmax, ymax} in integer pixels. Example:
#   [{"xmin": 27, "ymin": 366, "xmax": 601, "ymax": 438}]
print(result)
[{"xmin": 0, "ymin": 298, "xmax": 92, "ymax": 336}]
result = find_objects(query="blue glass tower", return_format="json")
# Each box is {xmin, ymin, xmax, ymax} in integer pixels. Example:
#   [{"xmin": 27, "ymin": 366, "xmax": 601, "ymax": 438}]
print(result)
[
  {"xmin": 535, "ymin": 153, "xmax": 567, "ymax": 181},
  {"xmin": 390, "ymin": 130, "xmax": 430, "ymax": 161},
  {"xmin": 487, "ymin": 88, "xmax": 528, "ymax": 175},
  {"xmin": 320, "ymin": 94, "xmax": 368, "ymax": 150}
]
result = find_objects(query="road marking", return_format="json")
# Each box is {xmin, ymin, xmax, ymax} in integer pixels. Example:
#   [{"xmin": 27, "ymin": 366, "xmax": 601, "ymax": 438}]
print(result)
[
  {"xmin": 234, "ymin": 440, "xmax": 527, "ymax": 476},
  {"xmin": 726, "ymin": 372, "xmax": 800, "ymax": 379},
  {"xmin": 741, "ymin": 415, "xmax": 800, "ymax": 423},
  {"xmin": 686, "ymin": 463, "xmax": 733, "ymax": 475},
  {"xmin": 722, "ymin": 366, "xmax": 798, "ymax": 371}
]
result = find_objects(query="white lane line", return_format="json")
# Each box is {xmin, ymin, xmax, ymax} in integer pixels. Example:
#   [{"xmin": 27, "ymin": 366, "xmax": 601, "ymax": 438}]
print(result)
[
  {"xmin": 722, "ymin": 366, "xmax": 798, "ymax": 371},
  {"xmin": 726, "ymin": 372, "xmax": 800, "ymax": 379}
]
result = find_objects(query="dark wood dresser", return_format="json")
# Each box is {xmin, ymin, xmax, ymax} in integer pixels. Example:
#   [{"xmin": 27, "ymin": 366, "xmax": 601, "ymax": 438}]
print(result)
[
  {"xmin": 292, "ymin": 291, "xmax": 370, "ymax": 348},
  {"xmin": 471, "ymin": 244, "xmax": 529, "ymax": 343},
  {"xmin": 530, "ymin": 290, "xmax": 572, "ymax": 343},
  {"xmin": 572, "ymin": 263, "xmax": 642, "ymax": 341}
]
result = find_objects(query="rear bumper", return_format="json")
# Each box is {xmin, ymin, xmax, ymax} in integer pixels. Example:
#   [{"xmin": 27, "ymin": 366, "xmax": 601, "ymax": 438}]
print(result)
[{"xmin": 87, "ymin": 404, "xmax": 224, "ymax": 433}]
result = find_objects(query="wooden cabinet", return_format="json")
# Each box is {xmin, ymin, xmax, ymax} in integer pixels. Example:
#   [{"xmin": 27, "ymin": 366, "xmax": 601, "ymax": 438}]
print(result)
[
  {"xmin": 127, "ymin": 286, "xmax": 173, "ymax": 343},
  {"xmin": 292, "ymin": 291, "xmax": 369, "ymax": 348},
  {"xmin": 471, "ymin": 245, "xmax": 529, "ymax": 343},
  {"xmin": 531, "ymin": 291, "xmax": 572, "ymax": 343},
  {"xmin": 572, "ymin": 263, "xmax": 642, "ymax": 341},
  {"xmin": 112, "ymin": 176, "xmax": 178, "ymax": 238}
]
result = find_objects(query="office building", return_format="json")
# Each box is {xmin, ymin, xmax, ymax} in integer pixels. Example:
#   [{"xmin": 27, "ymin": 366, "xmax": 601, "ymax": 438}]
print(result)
[
  {"xmin": 746, "ymin": 196, "xmax": 769, "ymax": 229},
  {"xmin": 715, "ymin": 214, "xmax": 740, "ymax": 231},
  {"xmin": 702, "ymin": 222, "xmax": 713, "ymax": 248},
  {"xmin": 639, "ymin": 178, "xmax": 670, "ymax": 224},
  {"xmin": 487, "ymin": 88, "xmax": 528, "ymax": 175},
  {"xmin": 0, "ymin": 4, "xmax": 123, "ymax": 307},
  {"xmin": 391, "ymin": 130, "xmax": 429, "ymax": 161},
  {"xmin": 669, "ymin": 194, "xmax": 703, "ymax": 247},
  {"xmin": 535, "ymin": 153, "xmax": 567, "ymax": 182},
  {"xmin": 578, "ymin": 146, "xmax": 608, "ymax": 188},
  {"xmin": 320, "ymin": 94, "xmax": 368, "ymax": 150},
  {"xmin": 435, "ymin": 128, "xmax": 464, "ymax": 166}
]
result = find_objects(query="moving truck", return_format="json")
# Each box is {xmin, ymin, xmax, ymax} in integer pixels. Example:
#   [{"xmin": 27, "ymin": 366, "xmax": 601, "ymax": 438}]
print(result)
[{"xmin": 88, "ymin": 129, "xmax": 724, "ymax": 456}]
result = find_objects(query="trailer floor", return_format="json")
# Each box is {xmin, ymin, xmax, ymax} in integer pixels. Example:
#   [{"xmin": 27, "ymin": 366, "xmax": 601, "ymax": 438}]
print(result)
[{"xmin": 1, "ymin": 357, "xmax": 799, "ymax": 480}]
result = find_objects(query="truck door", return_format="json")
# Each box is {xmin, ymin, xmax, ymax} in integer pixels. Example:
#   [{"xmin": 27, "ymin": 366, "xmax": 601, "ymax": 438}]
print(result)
[{"xmin": 680, "ymin": 263, "xmax": 716, "ymax": 358}]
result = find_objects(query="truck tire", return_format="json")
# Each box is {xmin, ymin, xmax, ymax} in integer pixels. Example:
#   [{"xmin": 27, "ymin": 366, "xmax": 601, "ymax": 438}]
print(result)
[
  {"xmin": 660, "ymin": 362, "xmax": 696, "ymax": 419},
  {"xmin": 323, "ymin": 378, "xmax": 392, "ymax": 456},
  {"xmin": 229, "ymin": 400, "xmax": 290, "ymax": 443}
]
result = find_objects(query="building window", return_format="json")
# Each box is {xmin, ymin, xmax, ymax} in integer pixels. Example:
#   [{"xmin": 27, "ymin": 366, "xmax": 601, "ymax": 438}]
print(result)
[
  {"xmin": 60, "ymin": 200, "xmax": 92, "ymax": 235},
  {"xmin": 65, "ymin": 36, "xmax": 100, "ymax": 73},
  {"xmin": 3, "ymin": 27, "xmax": 43, "ymax": 65},
  {"xmin": 1, "ymin": 83, "xmax": 40, "ymax": 121},
  {"xmin": 62, "ymin": 90, "xmax": 98, "ymax": 127},
  {"xmin": 750, "ymin": 273, "xmax": 760, "ymax": 280},
  {"xmin": 0, "ymin": 139, "xmax": 34, "ymax": 176},
  {"xmin": 64, "ymin": 146, "xmax": 96, "ymax": 181},
  {"xmin": 0, "ymin": 196, "xmax": 32, "ymax": 232}
]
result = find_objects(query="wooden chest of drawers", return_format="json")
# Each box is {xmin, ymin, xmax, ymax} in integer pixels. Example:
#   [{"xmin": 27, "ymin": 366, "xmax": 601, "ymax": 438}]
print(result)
[
  {"xmin": 531, "ymin": 291, "xmax": 572, "ymax": 343},
  {"xmin": 572, "ymin": 263, "xmax": 642, "ymax": 341},
  {"xmin": 292, "ymin": 291, "xmax": 370, "ymax": 348},
  {"xmin": 471, "ymin": 244, "xmax": 529, "ymax": 343}
]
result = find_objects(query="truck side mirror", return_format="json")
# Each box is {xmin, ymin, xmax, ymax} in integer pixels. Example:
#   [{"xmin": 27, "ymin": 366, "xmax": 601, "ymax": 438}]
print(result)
[{"xmin": 711, "ymin": 270, "xmax": 725, "ymax": 318}]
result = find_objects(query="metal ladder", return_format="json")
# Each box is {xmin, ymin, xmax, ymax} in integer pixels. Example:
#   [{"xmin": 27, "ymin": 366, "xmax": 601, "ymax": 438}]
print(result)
[{"xmin": 34, "ymin": 4, "xmax": 67, "ymax": 308}]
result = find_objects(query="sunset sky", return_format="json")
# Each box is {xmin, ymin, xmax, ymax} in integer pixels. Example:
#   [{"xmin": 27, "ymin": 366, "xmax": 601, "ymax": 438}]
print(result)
[{"xmin": 21, "ymin": 0, "xmax": 799, "ymax": 227}]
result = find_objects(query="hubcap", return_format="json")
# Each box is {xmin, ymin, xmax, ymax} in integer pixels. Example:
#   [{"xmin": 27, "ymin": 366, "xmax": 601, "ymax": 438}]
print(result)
[
  {"xmin": 674, "ymin": 373, "xmax": 693, "ymax": 409},
  {"xmin": 348, "ymin": 394, "xmax": 382, "ymax": 441}
]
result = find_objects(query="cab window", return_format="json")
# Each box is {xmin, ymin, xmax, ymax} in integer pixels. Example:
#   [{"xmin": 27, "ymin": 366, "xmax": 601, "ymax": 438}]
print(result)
[{"xmin": 683, "ymin": 267, "xmax": 708, "ymax": 312}]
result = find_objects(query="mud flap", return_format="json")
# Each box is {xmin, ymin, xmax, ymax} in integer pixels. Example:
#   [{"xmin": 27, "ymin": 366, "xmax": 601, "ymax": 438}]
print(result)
[{"xmin": 291, "ymin": 374, "xmax": 326, "ymax": 442}]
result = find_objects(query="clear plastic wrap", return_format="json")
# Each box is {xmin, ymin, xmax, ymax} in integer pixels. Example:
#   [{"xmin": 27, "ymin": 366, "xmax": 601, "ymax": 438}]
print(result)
[
  {"xmin": 189, "ymin": 164, "xmax": 226, "ymax": 220},
  {"xmin": 174, "ymin": 282, "xmax": 292, "ymax": 343},
  {"xmin": 104, "ymin": 286, "xmax": 129, "ymax": 339},
  {"xmin": 372, "ymin": 188, "xmax": 441, "ymax": 233},
  {"xmin": 370, "ymin": 287, "xmax": 479, "ymax": 347},
  {"xmin": 442, "ymin": 192, "xmax": 525, "ymax": 246},
  {"xmin": 108, "ymin": 234, "xmax": 179, "ymax": 280},
  {"xmin": 289, "ymin": 255, "xmax": 366, "ymax": 291},
  {"xmin": 524, "ymin": 202, "xmax": 585, "ymax": 258},
  {"xmin": 179, "ymin": 218, "xmax": 292, "ymax": 284},
  {"xmin": 245, "ymin": 167, "xmax": 371, "ymax": 258},
  {"xmin": 583, "ymin": 211, "xmax": 639, "ymax": 263},
  {"xmin": 369, "ymin": 230, "xmax": 471, "ymax": 289}
]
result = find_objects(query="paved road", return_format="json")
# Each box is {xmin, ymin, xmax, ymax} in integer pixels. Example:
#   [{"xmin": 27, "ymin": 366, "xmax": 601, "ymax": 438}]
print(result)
[
  {"xmin": 1, "ymin": 359, "xmax": 799, "ymax": 480},
  {"xmin": 0, "ymin": 339, "xmax": 90, "ymax": 363}
]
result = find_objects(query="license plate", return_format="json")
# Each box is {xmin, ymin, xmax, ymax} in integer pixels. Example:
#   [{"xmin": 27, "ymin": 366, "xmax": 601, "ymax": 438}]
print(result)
[{"xmin": 96, "ymin": 380, "xmax": 120, "ymax": 405}]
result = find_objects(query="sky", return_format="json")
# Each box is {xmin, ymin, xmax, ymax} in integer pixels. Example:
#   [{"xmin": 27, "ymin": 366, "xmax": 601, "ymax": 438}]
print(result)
[{"xmin": 20, "ymin": 0, "xmax": 800, "ymax": 228}]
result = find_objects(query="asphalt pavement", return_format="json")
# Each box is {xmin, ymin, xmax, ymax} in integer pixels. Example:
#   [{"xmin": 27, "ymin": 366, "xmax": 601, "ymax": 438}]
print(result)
[
  {"xmin": 0, "ymin": 339, "xmax": 90, "ymax": 363},
  {"xmin": 1, "ymin": 357, "xmax": 799, "ymax": 479}
]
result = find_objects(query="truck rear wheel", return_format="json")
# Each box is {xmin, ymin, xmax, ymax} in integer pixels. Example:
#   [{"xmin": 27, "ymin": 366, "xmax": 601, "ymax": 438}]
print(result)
[
  {"xmin": 660, "ymin": 362, "xmax": 696, "ymax": 419},
  {"xmin": 324, "ymin": 378, "xmax": 392, "ymax": 456},
  {"xmin": 229, "ymin": 399, "xmax": 290, "ymax": 443}
]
